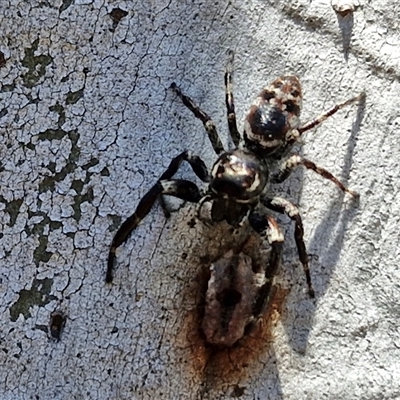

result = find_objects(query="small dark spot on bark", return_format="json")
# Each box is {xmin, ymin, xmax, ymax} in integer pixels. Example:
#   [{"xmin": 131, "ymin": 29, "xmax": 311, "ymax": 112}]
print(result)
[
  {"xmin": 111, "ymin": 327, "xmax": 118, "ymax": 334},
  {"xmin": 0, "ymin": 51, "xmax": 6, "ymax": 68},
  {"xmin": 59, "ymin": 0, "xmax": 73, "ymax": 13},
  {"xmin": 231, "ymin": 385, "xmax": 246, "ymax": 397},
  {"xmin": 66, "ymin": 89, "xmax": 84, "ymax": 105},
  {"xmin": 101, "ymin": 167, "xmax": 110, "ymax": 176},
  {"xmin": 35, "ymin": 324, "xmax": 48, "ymax": 334},
  {"xmin": 1, "ymin": 83, "xmax": 16, "ymax": 92},
  {"xmin": 108, "ymin": 215, "xmax": 122, "ymax": 232},
  {"xmin": 188, "ymin": 218, "xmax": 197, "ymax": 228},
  {"xmin": 109, "ymin": 8, "xmax": 128, "ymax": 32},
  {"xmin": 25, "ymin": 142, "xmax": 35, "ymax": 151},
  {"xmin": 82, "ymin": 158, "xmax": 99, "ymax": 170}
]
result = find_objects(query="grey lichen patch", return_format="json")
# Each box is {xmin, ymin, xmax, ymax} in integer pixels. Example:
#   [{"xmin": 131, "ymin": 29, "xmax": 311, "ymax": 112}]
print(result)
[
  {"xmin": 26, "ymin": 212, "xmax": 63, "ymax": 235},
  {"xmin": 9, "ymin": 278, "xmax": 55, "ymax": 322},
  {"xmin": 38, "ymin": 130, "xmax": 80, "ymax": 193},
  {"xmin": 49, "ymin": 103, "xmax": 66, "ymax": 127},
  {"xmin": 37, "ymin": 128, "xmax": 69, "ymax": 141},
  {"xmin": 21, "ymin": 39, "xmax": 53, "ymax": 88},
  {"xmin": 72, "ymin": 184, "xmax": 94, "ymax": 222},
  {"xmin": 66, "ymin": 89, "xmax": 84, "ymax": 105},
  {"xmin": 1, "ymin": 197, "xmax": 23, "ymax": 227},
  {"xmin": 33, "ymin": 234, "xmax": 52, "ymax": 265},
  {"xmin": 70, "ymin": 159, "xmax": 98, "ymax": 221},
  {"xmin": 25, "ymin": 212, "xmax": 62, "ymax": 265}
]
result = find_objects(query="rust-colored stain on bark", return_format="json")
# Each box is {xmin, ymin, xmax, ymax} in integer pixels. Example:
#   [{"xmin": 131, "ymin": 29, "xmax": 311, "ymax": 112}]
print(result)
[{"xmin": 179, "ymin": 260, "xmax": 290, "ymax": 391}]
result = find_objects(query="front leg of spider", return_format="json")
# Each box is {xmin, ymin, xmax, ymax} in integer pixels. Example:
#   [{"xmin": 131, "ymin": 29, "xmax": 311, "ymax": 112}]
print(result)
[
  {"xmin": 106, "ymin": 178, "xmax": 202, "ymax": 283},
  {"xmin": 106, "ymin": 150, "xmax": 210, "ymax": 283},
  {"xmin": 170, "ymin": 82, "xmax": 225, "ymax": 155},
  {"xmin": 224, "ymin": 49, "xmax": 240, "ymax": 146}
]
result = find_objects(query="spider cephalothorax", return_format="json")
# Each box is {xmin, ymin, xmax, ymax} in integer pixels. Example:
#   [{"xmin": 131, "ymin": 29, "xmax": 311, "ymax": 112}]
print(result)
[
  {"xmin": 210, "ymin": 149, "xmax": 268, "ymax": 202},
  {"xmin": 106, "ymin": 51, "xmax": 364, "ymax": 327}
]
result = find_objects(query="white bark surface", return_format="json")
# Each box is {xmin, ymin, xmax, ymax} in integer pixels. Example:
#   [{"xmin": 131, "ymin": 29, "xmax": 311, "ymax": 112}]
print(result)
[{"xmin": 1, "ymin": 0, "xmax": 400, "ymax": 399}]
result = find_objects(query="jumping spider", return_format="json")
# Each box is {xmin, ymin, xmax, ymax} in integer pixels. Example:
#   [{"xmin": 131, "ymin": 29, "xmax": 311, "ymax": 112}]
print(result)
[{"xmin": 106, "ymin": 51, "xmax": 363, "ymax": 301}]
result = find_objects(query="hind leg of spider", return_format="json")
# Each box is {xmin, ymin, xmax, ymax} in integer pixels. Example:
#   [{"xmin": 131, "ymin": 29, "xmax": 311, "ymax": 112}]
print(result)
[
  {"xmin": 170, "ymin": 82, "xmax": 225, "ymax": 155},
  {"xmin": 225, "ymin": 50, "xmax": 240, "ymax": 147},
  {"xmin": 249, "ymin": 213, "xmax": 284, "ymax": 315},
  {"xmin": 106, "ymin": 179, "xmax": 202, "ymax": 283},
  {"xmin": 261, "ymin": 196, "xmax": 315, "ymax": 298},
  {"xmin": 274, "ymin": 154, "xmax": 358, "ymax": 197},
  {"xmin": 157, "ymin": 150, "xmax": 210, "ymax": 218}
]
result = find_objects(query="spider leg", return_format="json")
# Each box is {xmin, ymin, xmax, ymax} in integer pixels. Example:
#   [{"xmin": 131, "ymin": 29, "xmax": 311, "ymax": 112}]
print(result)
[
  {"xmin": 285, "ymin": 92, "xmax": 365, "ymax": 148},
  {"xmin": 224, "ymin": 50, "xmax": 240, "ymax": 147},
  {"xmin": 298, "ymin": 92, "xmax": 365, "ymax": 135},
  {"xmin": 158, "ymin": 150, "xmax": 210, "ymax": 217},
  {"xmin": 159, "ymin": 150, "xmax": 210, "ymax": 182},
  {"xmin": 248, "ymin": 213, "xmax": 284, "ymax": 315},
  {"xmin": 170, "ymin": 82, "xmax": 225, "ymax": 155},
  {"xmin": 274, "ymin": 154, "xmax": 358, "ymax": 196},
  {"xmin": 261, "ymin": 196, "xmax": 315, "ymax": 298},
  {"xmin": 107, "ymin": 178, "xmax": 202, "ymax": 283}
]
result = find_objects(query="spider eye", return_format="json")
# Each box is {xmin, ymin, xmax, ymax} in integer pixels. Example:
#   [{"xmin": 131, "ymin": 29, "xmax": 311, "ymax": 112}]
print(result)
[
  {"xmin": 285, "ymin": 100, "xmax": 295, "ymax": 112},
  {"xmin": 291, "ymin": 90, "xmax": 300, "ymax": 97},
  {"xmin": 284, "ymin": 100, "xmax": 301, "ymax": 115}
]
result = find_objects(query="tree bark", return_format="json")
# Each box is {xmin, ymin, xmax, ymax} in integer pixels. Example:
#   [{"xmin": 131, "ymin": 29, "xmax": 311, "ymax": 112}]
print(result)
[{"xmin": 1, "ymin": 0, "xmax": 399, "ymax": 399}]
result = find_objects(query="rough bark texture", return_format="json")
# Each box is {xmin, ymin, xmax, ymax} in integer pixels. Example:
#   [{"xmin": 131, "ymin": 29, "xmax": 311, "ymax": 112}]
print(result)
[{"xmin": 1, "ymin": 0, "xmax": 400, "ymax": 399}]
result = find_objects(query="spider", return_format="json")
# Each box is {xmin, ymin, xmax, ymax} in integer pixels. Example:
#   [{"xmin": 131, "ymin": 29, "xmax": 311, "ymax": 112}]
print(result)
[{"xmin": 106, "ymin": 51, "xmax": 364, "ymax": 300}]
